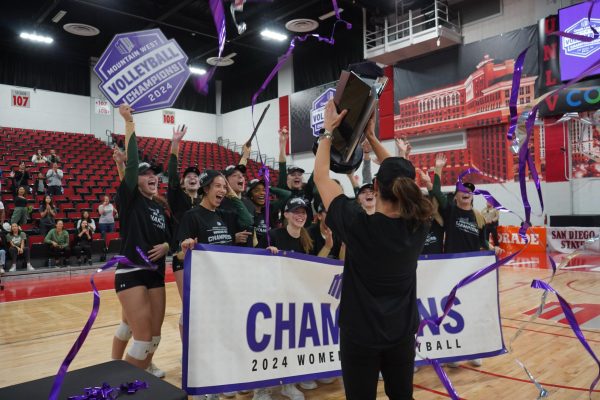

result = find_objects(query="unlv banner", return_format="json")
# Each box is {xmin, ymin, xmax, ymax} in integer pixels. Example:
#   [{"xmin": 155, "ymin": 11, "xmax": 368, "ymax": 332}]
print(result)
[{"xmin": 183, "ymin": 246, "xmax": 504, "ymax": 395}]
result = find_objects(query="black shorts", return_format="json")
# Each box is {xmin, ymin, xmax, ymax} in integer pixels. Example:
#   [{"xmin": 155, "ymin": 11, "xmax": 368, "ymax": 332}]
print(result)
[
  {"xmin": 172, "ymin": 256, "xmax": 184, "ymax": 273},
  {"xmin": 114, "ymin": 269, "xmax": 165, "ymax": 293}
]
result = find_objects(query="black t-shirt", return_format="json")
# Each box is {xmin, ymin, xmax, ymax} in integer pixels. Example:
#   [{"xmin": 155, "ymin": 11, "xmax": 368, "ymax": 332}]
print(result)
[
  {"xmin": 14, "ymin": 197, "xmax": 27, "ymax": 207},
  {"xmin": 443, "ymin": 204, "xmax": 487, "ymax": 253},
  {"xmin": 167, "ymin": 186, "xmax": 201, "ymax": 225},
  {"xmin": 421, "ymin": 219, "xmax": 444, "ymax": 255},
  {"xmin": 326, "ymin": 194, "xmax": 428, "ymax": 347},
  {"xmin": 307, "ymin": 223, "xmax": 342, "ymax": 259},
  {"xmin": 75, "ymin": 230, "xmax": 93, "ymax": 245},
  {"xmin": 116, "ymin": 182, "xmax": 171, "ymax": 272},
  {"xmin": 253, "ymin": 209, "xmax": 268, "ymax": 245},
  {"xmin": 175, "ymin": 205, "xmax": 241, "ymax": 249},
  {"xmin": 257, "ymin": 227, "xmax": 305, "ymax": 253}
]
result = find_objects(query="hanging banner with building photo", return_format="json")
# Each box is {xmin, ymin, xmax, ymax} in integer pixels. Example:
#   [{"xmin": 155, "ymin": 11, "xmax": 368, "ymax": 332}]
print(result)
[{"xmin": 393, "ymin": 26, "xmax": 540, "ymax": 186}]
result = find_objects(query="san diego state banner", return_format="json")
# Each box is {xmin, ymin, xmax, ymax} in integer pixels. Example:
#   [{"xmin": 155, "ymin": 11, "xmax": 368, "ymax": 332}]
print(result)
[{"xmin": 182, "ymin": 245, "xmax": 504, "ymax": 395}]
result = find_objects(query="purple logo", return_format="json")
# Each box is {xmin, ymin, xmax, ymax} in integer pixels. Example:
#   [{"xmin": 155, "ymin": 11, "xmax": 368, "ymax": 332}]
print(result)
[
  {"xmin": 328, "ymin": 273, "xmax": 343, "ymax": 300},
  {"xmin": 562, "ymin": 18, "xmax": 600, "ymax": 58},
  {"xmin": 310, "ymin": 88, "xmax": 336, "ymax": 137},
  {"xmin": 94, "ymin": 28, "xmax": 191, "ymax": 113}
]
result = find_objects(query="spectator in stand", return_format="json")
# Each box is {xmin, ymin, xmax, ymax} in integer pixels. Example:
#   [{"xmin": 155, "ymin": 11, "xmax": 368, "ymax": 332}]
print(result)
[
  {"xmin": 0, "ymin": 198, "xmax": 5, "ymax": 224},
  {"xmin": 11, "ymin": 186, "xmax": 29, "ymax": 226},
  {"xmin": 39, "ymin": 195, "xmax": 58, "ymax": 236},
  {"xmin": 31, "ymin": 149, "xmax": 47, "ymax": 164},
  {"xmin": 76, "ymin": 210, "xmax": 96, "ymax": 233},
  {"xmin": 0, "ymin": 230, "xmax": 6, "ymax": 273},
  {"xmin": 7, "ymin": 222, "xmax": 34, "ymax": 271},
  {"xmin": 35, "ymin": 172, "xmax": 46, "ymax": 196},
  {"xmin": 73, "ymin": 220, "xmax": 93, "ymax": 266},
  {"xmin": 46, "ymin": 149, "xmax": 61, "ymax": 164},
  {"xmin": 98, "ymin": 195, "xmax": 117, "ymax": 234},
  {"xmin": 46, "ymin": 163, "xmax": 63, "ymax": 196},
  {"xmin": 44, "ymin": 219, "xmax": 71, "ymax": 267},
  {"xmin": 10, "ymin": 162, "xmax": 30, "ymax": 195}
]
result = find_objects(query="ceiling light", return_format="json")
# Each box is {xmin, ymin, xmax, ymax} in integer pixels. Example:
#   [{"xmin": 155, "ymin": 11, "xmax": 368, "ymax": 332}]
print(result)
[
  {"xmin": 189, "ymin": 66, "xmax": 207, "ymax": 75},
  {"xmin": 52, "ymin": 10, "xmax": 67, "ymax": 23},
  {"xmin": 20, "ymin": 32, "xmax": 53, "ymax": 44},
  {"xmin": 260, "ymin": 29, "xmax": 287, "ymax": 41}
]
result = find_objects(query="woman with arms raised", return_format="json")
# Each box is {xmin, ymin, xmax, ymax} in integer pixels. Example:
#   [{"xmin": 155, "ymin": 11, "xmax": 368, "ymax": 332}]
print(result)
[{"xmin": 313, "ymin": 100, "xmax": 432, "ymax": 400}]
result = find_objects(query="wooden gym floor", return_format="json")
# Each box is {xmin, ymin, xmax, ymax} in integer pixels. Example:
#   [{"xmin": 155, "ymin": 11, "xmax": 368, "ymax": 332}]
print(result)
[{"xmin": 1, "ymin": 255, "xmax": 599, "ymax": 399}]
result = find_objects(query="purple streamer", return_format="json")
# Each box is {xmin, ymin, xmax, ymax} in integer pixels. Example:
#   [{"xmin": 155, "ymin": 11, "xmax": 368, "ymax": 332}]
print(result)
[
  {"xmin": 193, "ymin": 0, "xmax": 226, "ymax": 94},
  {"xmin": 506, "ymin": 48, "xmax": 529, "ymax": 141},
  {"xmin": 430, "ymin": 360, "xmax": 460, "ymax": 400},
  {"xmin": 250, "ymin": 3, "xmax": 352, "ymax": 124},
  {"xmin": 67, "ymin": 380, "xmax": 148, "ymax": 399},
  {"xmin": 531, "ymin": 280, "xmax": 600, "ymax": 397},
  {"xmin": 48, "ymin": 248, "xmax": 156, "ymax": 400},
  {"xmin": 259, "ymin": 165, "xmax": 271, "ymax": 247}
]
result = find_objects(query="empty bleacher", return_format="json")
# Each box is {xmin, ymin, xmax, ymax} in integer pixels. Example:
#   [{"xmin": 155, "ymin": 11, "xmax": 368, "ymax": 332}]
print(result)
[{"xmin": 1, "ymin": 127, "xmax": 278, "ymax": 269}]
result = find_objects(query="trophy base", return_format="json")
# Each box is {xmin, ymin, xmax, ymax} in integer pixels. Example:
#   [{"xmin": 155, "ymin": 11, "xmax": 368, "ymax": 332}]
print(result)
[{"xmin": 312, "ymin": 139, "xmax": 364, "ymax": 174}]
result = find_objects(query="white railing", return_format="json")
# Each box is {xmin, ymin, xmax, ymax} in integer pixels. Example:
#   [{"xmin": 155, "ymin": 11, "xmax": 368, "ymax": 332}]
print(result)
[{"xmin": 364, "ymin": 0, "xmax": 461, "ymax": 51}]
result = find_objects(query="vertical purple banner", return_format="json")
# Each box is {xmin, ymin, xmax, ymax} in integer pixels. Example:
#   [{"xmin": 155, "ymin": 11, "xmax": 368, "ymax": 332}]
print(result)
[{"xmin": 94, "ymin": 28, "xmax": 191, "ymax": 113}]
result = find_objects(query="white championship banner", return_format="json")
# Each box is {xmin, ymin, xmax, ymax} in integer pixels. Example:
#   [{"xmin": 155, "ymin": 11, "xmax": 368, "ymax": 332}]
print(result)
[{"xmin": 182, "ymin": 245, "xmax": 504, "ymax": 395}]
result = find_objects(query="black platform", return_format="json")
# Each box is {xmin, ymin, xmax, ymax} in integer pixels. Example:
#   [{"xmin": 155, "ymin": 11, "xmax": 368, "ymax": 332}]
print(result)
[
  {"xmin": 0, "ymin": 360, "xmax": 187, "ymax": 400},
  {"xmin": 549, "ymin": 215, "xmax": 600, "ymax": 227}
]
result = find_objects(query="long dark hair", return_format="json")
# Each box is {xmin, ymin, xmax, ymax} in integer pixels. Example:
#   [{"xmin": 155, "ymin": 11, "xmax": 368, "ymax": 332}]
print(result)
[{"xmin": 379, "ymin": 177, "xmax": 433, "ymax": 225}]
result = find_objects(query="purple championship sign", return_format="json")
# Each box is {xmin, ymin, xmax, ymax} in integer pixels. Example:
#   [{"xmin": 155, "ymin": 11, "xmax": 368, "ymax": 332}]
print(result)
[
  {"xmin": 94, "ymin": 28, "xmax": 191, "ymax": 113},
  {"xmin": 559, "ymin": 2, "xmax": 600, "ymax": 81},
  {"xmin": 310, "ymin": 88, "xmax": 336, "ymax": 137}
]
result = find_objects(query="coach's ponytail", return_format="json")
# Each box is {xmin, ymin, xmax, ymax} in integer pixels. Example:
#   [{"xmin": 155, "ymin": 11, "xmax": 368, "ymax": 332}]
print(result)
[{"xmin": 380, "ymin": 176, "xmax": 433, "ymax": 225}]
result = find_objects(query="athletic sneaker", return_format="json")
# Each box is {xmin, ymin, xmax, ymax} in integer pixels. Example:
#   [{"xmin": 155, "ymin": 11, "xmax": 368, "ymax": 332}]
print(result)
[
  {"xmin": 222, "ymin": 392, "xmax": 237, "ymax": 398},
  {"xmin": 469, "ymin": 358, "xmax": 482, "ymax": 367},
  {"xmin": 299, "ymin": 380, "xmax": 317, "ymax": 390},
  {"xmin": 252, "ymin": 388, "xmax": 273, "ymax": 400},
  {"xmin": 0, "ymin": 266, "xmax": 5, "ymax": 274},
  {"xmin": 206, "ymin": 395, "xmax": 220, "ymax": 400},
  {"xmin": 414, "ymin": 366, "xmax": 419, "ymax": 373},
  {"xmin": 445, "ymin": 362, "xmax": 460, "ymax": 368},
  {"xmin": 145, "ymin": 362, "xmax": 166, "ymax": 378},
  {"xmin": 9, "ymin": 264, "xmax": 16, "ymax": 272},
  {"xmin": 280, "ymin": 384, "xmax": 304, "ymax": 400},
  {"xmin": 27, "ymin": 263, "xmax": 35, "ymax": 271},
  {"xmin": 317, "ymin": 378, "xmax": 335, "ymax": 384}
]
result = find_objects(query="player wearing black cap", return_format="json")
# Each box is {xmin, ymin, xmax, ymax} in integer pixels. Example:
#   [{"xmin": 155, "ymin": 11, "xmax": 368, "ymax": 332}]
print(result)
[
  {"xmin": 314, "ymin": 100, "xmax": 433, "ymax": 400},
  {"xmin": 112, "ymin": 104, "xmax": 172, "ymax": 373}
]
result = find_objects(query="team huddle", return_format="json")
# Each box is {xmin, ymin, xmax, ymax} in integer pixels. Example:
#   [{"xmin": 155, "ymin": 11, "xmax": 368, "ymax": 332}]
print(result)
[{"xmin": 111, "ymin": 101, "xmax": 501, "ymax": 400}]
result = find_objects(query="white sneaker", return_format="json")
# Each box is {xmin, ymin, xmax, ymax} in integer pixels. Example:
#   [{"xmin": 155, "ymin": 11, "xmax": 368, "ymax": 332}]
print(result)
[
  {"xmin": 27, "ymin": 263, "xmax": 35, "ymax": 271},
  {"xmin": 317, "ymin": 378, "xmax": 335, "ymax": 384},
  {"xmin": 299, "ymin": 380, "xmax": 317, "ymax": 390},
  {"xmin": 0, "ymin": 266, "xmax": 4, "ymax": 274},
  {"xmin": 280, "ymin": 384, "xmax": 304, "ymax": 400},
  {"xmin": 145, "ymin": 362, "xmax": 166, "ymax": 378},
  {"xmin": 222, "ymin": 392, "xmax": 237, "ymax": 398},
  {"xmin": 414, "ymin": 366, "xmax": 419, "ymax": 373},
  {"xmin": 252, "ymin": 388, "xmax": 273, "ymax": 400},
  {"xmin": 9, "ymin": 264, "xmax": 16, "ymax": 272},
  {"xmin": 206, "ymin": 395, "xmax": 220, "ymax": 400},
  {"xmin": 445, "ymin": 362, "xmax": 460, "ymax": 368},
  {"xmin": 468, "ymin": 358, "xmax": 482, "ymax": 367}
]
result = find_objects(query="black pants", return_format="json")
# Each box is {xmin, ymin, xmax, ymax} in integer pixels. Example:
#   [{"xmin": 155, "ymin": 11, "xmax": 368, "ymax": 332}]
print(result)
[
  {"xmin": 9, "ymin": 247, "xmax": 30, "ymax": 265},
  {"xmin": 73, "ymin": 244, "xmax": 92, "ymax": 260},
  {"xmin": 486, "ymin": 223, "xmax": 499, "ymax": 246},
  {"xmin": 340, "ymin": 331, "xmax": 415, "ymax": 400},
  {"xmin": 48, "ymin": 245, "xmax": 70, "ymax": 259},
  {"xmin": 47, "ymin": 186, "xmax": 62, "ymax": 196}
]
